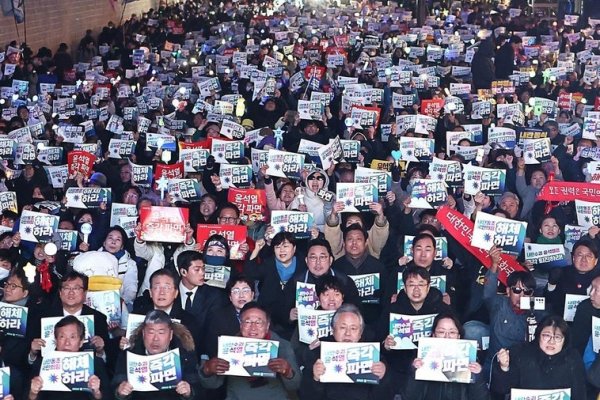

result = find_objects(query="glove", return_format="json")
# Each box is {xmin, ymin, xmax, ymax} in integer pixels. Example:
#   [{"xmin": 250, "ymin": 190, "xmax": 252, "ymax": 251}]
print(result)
[{"xmin": 547, "ymin": 268, "xmax": 563, "ymax": 286}]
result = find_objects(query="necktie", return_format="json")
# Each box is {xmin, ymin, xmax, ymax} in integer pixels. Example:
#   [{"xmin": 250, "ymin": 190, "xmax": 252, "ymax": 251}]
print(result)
[{"xmin": 185, "ymin": 291, "xmax": 193, "ymax": 311}]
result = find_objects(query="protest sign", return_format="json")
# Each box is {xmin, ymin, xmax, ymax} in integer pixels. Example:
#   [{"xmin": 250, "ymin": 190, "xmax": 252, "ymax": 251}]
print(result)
[
  {"xmin": 217, "ymin": 336, "xmax": 279, "ymax": 378},
  {"xmin": 463, "ymin": 164, "xmax": 506, "ymax": 196},
  {"xmin": 0, "ymin": 192, "xmax": 17, "ymax": 213},
  {"xmin": 298, "ymin": 309, "xmax": 335, "ymax": 344},
  {"xmin": 39, "ymin": 351, "xmax": 94, "ymax": 392},
  {"xmin": 296, "ymin": 282, "xmax": 319, "ymax": 309},
  {"xmin": 335, "ymin": 183, "xmax": 378, "ymax": 213},
  {"xmin": 211, "ymin": 139, "xmax": 244, "ymax": 164},
  {"xmin": 408, "ymin": 179, "xmax": 448, "ymax": 209},
  {"xmin": 65, "ymin": 188, "xmax": 111, "ymax": 209},
  {"xmin": 219, "ymin": 164, "xmax": 253, "ymax": 189},
  {"xmin": 399, "ymin": 137, "xmax": 434, "ymax": 162},
  {"xmin": 524, "ymin": 243, "xmax": 569, "ymax": 269},
  {"xmin": 354, "ymin": 167, "xmax": 391, "ymax": 197},
  {"xmin": 67, "ymin": 151, "xmax": 96, "ymax": 178},
  {"xmin": 389, "ymin": 313, "xmax": 437, "ymax": 350},
  {"xmin": 127, "ymin": 349, "xmax": 182, "ymax": 391},
  {"xmin": 593, "ymin": 316, "xmax": 600, "ymax": 353},
  {"xmin": 349, "ymin": 273, "xmax": 380, "ymax": 304},
  {"xmin": 575, "ymin": 200, "xmax": 600, "ymax": 228},
  {"xmin": 564, "ymin": 294, "xmax": 589, "ymax": 322},
  {"xmin": 472, "ymin": 212, "xmax": 527, "ymax": 256},
  {"xmin": 0, "ymin": 367, "xmax": 8, "ymax": 398},
  {"xmin": 415, "ymin": 338, "xmax": 477, "ymax": 384},
  {"xmin": 320, "ymin": 342, "xmax": 380, "ymax": 384},
  {"xmin": 430, "ymin": 158, "xmax": 463, "ymax": 187},
  {"xmin": 228, "ymin": 188, "xmax": 267, "ymax": 222},
  {"xmin": 523, "ymin": 138, "xmax": 552, "ymax": 164},
  {"xmin": 270, "ymin": 210, "xmax": 314, "ymax": 239},
  {"xmin": 19, "ymin": 210, "xmax": 59, "ymax": 243},
  {"xmin": 510, "ymin": 389, "xmax": 571, "ymax": 400},
  {"xmin": 537, "ymin": 182, "xmax": 600, "ymax": 203},
  {"xmin": 204, "ymin": 265, "xmax": 231, "ymax": 289},
  {"xmin": 85, "ymin": 290, "xmax": 121, "ymax": 326},
  {"xmin": 0, "ymin": 302, "xmax": 27, "ymax": 338},
  {"xmin": 139, "ymin": 206, "xmax": 189, "ymax": 243},
  {"xmin": 196, "ymin": 224, "xmax": 247, "ymax": 260},
  {"xmin": 565, "ymin": 225, "xmax": 587, "ymax": 251},
  {"xmin": 130, "ymin": 161, "xmax": 153, "ymax": 187},
  {"xmin": 179, "ymin": 148, "xmax": 209, "ymax": 173},
  {"xmin": 266, "ymin": 149, "xmax": 304, "ymax": 180},
  {"xmin": 168, "ymin": 179, "xmax": 202, "ymax": 203}
]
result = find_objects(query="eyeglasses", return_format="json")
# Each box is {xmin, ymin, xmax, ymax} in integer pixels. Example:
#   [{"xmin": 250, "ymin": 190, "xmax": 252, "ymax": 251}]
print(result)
[
  {"xmin": 231, "ymin": 288, "xmax": 253, "ymax": 296},
  {"xmin": 307, "ymin": 255, "xmax": 330, "ymax": 264},
  {"xmin": 540, "ymin": 333, "xmax": 564, "ymax": 343},
  {"xmin": 510, "ymin": 287, "xmax": 534, "ymax": 296},
  {"xmin": 434, "ymin": 329, "xmax": 460, "ymax": 338},
  {"xmin": 60, "ymin": 286, "xmax": 84, "ymax": 293},
  {"xmin": 242, "ymin": 319, "xmax": 266, "ymax": 327},
  {"xmin": 3, "ymin": 282, "xmax": 23, "ymax": 290},
  {"xmin": 219, "ymin": 216, "xmax": 238, "ymax": 223},
  {"xmin": 151, "ymin": 284, "xmax": 174, "ymax": 291}
]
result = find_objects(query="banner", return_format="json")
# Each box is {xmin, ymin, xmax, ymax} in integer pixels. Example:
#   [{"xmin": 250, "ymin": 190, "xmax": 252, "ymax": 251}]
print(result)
[
  {"xmin": 139, "ymin": 206, "xmax": 189, "ymax": 243},
  {"xmin": 389, "ymin": 313, "xmax": 436, "ymax": 349},
  {"xmin": 320, "ymin": 342, "xmax": 380, "ymax": 384},
  {"xmin": 298, "ymin": 309, "xmax": 335, "ymax": 344},
  {"xmin": 41, "ymin": 315, "xmax": 94, "ymax": 357},
  {"xmin": 349, "ymin": 273, "xmax": 380, "ymax": 304},
  {"xmin": 196, "ymin": 224, "xmax": 247, "ymax": 260},
  {"xmin": 510, "ymin": 389, "xmax": 571, "ymax": 400},
  {"xmin": 85, "ymin": 290, "xmax": 121, "ymax": 326},
  {"xmin": 415, "ymin": 338, "xmax": 477, "ymax": 384},
  {"xmin": 537, "ymin": 182, "xmax": 600, "ymax": 203},
  {"xmin": 0, "ymin": 301, "xmax": 27, "ymax": 337},
  {"xmin": 204, "ymin": 265, "xmax": 231, "ymax": 289},
  {"xmin": 336, "ymin": 183, "xmax": 378, "ymax": 213},
  {"xmin": 40, "ymin": 351, "xmax": 94, "ymax": 392},
  {"xmin": 404, "ymin": 236, "xmax": 448, "ymax": 261},
  {"xmin": 437, "ymin": 206, "xmax": 526, "ymax": 284},
  {"xmin": 408, "ymin": 179, "xmax": 448, "ymax": 209},
  {"xmin": 127, "ymin": 349, "xmax": 182, "ymax": 391},
  {"xmin": 472, "ymin": 212, "xmax": 527, "ymax": 256},
  {"xmin": 67, "ymin": 151, "xmax": 96, "ymax": 178},
  {"xmin": 270, "ymin": 210, "xmax": 314, "ymax": 239},
  {"xmin": 217, "ymin": 336, "xmax": 279, "ymax": 378},
  {"xmin": 65, "ymin": 188, "xmax": 112, "ymax": 209},
  {"xmin": 19, "ymin": 210, "xmax": 59, "ymax": 243},
  {"xmin": 296, "ymin": 282, "xmax": 318, "ymax": 309},
  {"xmin": 524, "ymin": 243, "xmax": 569, "ymax": 269}
]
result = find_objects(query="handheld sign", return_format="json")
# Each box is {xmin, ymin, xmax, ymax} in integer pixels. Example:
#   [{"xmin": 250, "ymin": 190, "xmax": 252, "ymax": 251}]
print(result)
[
  {"xmin": 389, "ymin": 313, "xmax": 437, "ymax": 350},
  {"xmin": 217, "ymin": 336, "xmax": 279, "ymax": 378},
  {"xmin": 320, "ymin": 342, "xmax": 381, "ymax": 384},
  {"xmin": 40, "ymin": 351, "xmax": 94, "ymax": 392},
  {"xmin": 415, "ymin": 337, "xmax": 477, "ymax": 384},
  {"xmin": 127, "ymin": 349, "xmax": 182, "ymax": 391}
]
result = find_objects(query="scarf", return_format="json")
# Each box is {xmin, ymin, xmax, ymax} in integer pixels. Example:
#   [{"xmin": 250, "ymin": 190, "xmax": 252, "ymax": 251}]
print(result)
[
  {"xmin": 537, "ymin": 235, "xmax": 562, "ymax": 245},
  {"xmin": 345, "ymin": 251, "xmax": 369, "ymax": 270},
  {"xmin": 112, "ymin": 249, "xmax": 126, "ymax": 260},
  {"xmin": 38, "ymin": 261, "xmax": 52, "ymax": 293},
  {"xmin": 276, "ymin": 257, "xmax": 297, "ymax": 285}
]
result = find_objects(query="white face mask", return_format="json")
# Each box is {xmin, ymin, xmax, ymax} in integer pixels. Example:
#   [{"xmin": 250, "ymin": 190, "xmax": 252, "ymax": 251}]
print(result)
[{"xmin": 0, "ymin": 268, "xmax": 10, "ymax": 281}]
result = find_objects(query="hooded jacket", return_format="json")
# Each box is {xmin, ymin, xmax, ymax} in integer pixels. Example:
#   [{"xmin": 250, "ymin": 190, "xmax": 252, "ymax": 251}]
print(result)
[
  {"xmin": 471, "ymin": 39, "xmax": 496, "ymax": 91},
  {"xmin": 288, "ymin": 169, "xmax": 329, "ymax": 231}
]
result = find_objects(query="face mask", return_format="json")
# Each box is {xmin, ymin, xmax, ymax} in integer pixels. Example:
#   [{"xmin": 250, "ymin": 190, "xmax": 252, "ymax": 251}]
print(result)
[
  {"xmin": 0, "ymin": 268, "xmax": 10, "ymax": 281},
  {"xmin": 204, "ymin": 255, "xmax": 226, "ymax": 266}
]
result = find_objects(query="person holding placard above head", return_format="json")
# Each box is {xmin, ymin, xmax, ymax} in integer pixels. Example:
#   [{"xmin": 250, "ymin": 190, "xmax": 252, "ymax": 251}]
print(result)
[
  {"xmin": 491, "ymin": 315, "xmax": 587, "ymax": 400},
  {"xmin": 112, "ymin": 310, "xmax": 199, "ymax": 400},
  {"xmin": 403, "ymin": 312, "xmax": 489, "ymax": 400},
  {"xmin": 300, "ymin": 303, "xmax": 393, "ymax": 400},
  {"xmin": 200, "ymin": 302, "xmax": 301, "ymax": 399},
  {"xmin": 288, "ymin": 169, "xmax": 330, "ymax": 232},
  {"xmin": 28, "ymin": 315, "xmax": 110, "ymax": 400}
]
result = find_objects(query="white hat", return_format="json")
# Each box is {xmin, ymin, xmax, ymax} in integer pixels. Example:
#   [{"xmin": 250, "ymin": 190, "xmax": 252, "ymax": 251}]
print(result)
[{"xmin": 72, "ymin": 251, "xmax": 119, "ymax": 277}]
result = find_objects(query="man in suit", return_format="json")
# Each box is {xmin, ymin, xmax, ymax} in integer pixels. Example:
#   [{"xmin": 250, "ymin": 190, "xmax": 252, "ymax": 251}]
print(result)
[
  {"xmin": 27, "ymin": 271, "xmax": 109, "ymax": 366},
  {"xmin": 176, "ymin": 250, "xmax": 226, "ymax": 356},
  {"xmin": 495, "ymin": 35, "xmax": 523, "ymax": 79},
  {"xmin": 132, "ymin": 268, "xmax": 203, "ymax": 356}
]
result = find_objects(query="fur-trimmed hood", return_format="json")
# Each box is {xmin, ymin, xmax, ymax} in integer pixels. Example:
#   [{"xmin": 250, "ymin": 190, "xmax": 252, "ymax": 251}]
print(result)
[{"xmin": 129, "ymin": 321, "xmax": 196, "ymax": 353}]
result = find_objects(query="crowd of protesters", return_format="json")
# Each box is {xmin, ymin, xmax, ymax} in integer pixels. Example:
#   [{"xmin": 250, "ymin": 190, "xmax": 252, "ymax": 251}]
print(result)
[{"xmin": 0, "ymin": 0, "xmax": 600, "ymax": 398}]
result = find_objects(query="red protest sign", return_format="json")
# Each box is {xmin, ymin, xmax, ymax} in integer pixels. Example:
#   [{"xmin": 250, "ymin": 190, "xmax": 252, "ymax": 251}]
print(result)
[
  {"xmin": 420, "ymin": 99, "xmax": 445, "ymax": 117},
  {"xmin": 139, "ymin": 206, "xmax": 189, "ymax": 243},
  {"xmin": 154, "ymin": 162, "xmax": 184, "ymax": 182},
  {"xmin": 595, "ymin": 97, "xmax": 600, "ymax": 111},
  {"xmin": 437, "ymin": 205, "xmax": 525, "ymax": 284},
  {"xmin": 67, "ymin": 151, "xmax": 96, "ymax": 178},
  {"xmin": 179, "ymin": 140, "xmax": 210, "ymax": 150},
  {"xmin": 196, "ymin": 224, "xmax": 248, "ymax": 260},
  {"xmin": 227, "ymin": 188, "xmax": 268, "ymax": 222},
  {"xmin": 558, "ymin": 93, "xmax": 573, "ymax": 110},
  {"xmin": 304, "ymin": 66, "xmax": 326, "ymax": 81}
]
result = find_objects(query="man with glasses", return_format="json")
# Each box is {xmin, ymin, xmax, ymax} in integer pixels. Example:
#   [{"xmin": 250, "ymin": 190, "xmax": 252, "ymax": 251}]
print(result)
[
  {"xmin": 27, "ymin": 271, "xmax": 109, "ymax": 365},
  {"xmin": 200, "ymin": 302, "xmax": 301, "ymax": 399},
  {"xmin": 216, "ymin": 203, "xmax": 253, "ymax": 263},
  {"xmin": 466, "ymin": 246, "xmax": 545, "ymax": 379},
  {"xmin": 280, "ymin": 239, "xmax": 360, "ymax": 340}
]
